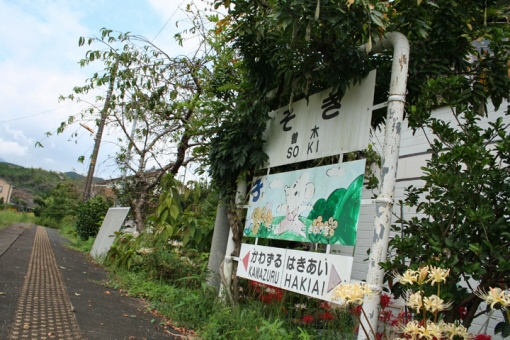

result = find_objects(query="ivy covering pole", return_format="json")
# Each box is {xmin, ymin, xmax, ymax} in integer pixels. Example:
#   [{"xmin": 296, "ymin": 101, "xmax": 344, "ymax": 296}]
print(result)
[{"xmin": 357, "ymin": 32, "xmax": 409, "ymax": 340}]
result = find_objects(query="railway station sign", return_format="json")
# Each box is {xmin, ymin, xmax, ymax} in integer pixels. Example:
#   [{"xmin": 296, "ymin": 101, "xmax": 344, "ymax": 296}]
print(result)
[
  {"xmin": 263, "ymin": 70, "xmax": 376, "ymax": 168},
  {"xmin": 237, "ymin": 244, "xmax": 353, "ymax": 303}
]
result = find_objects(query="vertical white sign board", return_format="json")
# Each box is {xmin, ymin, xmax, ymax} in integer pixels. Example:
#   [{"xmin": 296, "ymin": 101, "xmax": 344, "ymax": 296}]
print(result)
[
  {"xmin": 90, "ymin": 207, "xmax": 130, "ymax": 259},
  {"xmin": 263, "ymin": 70, "xmax": 376, "ymax": 168}
]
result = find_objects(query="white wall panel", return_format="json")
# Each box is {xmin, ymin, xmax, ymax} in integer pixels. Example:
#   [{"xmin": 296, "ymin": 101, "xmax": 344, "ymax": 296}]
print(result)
[{"xmin": 354, "ymin": 101, "xmax": 509, "ymax": 336}]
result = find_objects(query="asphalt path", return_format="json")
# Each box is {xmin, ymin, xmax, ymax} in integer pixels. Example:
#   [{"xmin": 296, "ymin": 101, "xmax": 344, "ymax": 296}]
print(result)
[{"xmin": 0, "ymin": 224, "xmax": 186, "ymax": 340}]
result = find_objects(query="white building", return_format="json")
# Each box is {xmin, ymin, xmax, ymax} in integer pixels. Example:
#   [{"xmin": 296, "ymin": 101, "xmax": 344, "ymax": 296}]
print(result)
[
  {"xmin": 333, "ymin": 102, "xmax": 510, "ymax": 337},
  {"xmin": 0, "ymin": 177, "xmax": 13, "ymax": 206}
]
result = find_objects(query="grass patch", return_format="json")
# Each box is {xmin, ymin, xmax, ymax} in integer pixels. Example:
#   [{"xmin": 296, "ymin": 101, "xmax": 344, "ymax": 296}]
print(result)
[
  {"xmin": 59, "ymin": 224, "xmax": 95, "ymax": 253},
  {"xmin": 58, "ymin": 226, "xmax": 359, "ymax": 339},
  {"xmin": 0, "ymin": 210, "xmax": 35, "ymax": 229},
  {"xmin": 104, "ymin": 268, "xmax": 357, "ymax": 339}
]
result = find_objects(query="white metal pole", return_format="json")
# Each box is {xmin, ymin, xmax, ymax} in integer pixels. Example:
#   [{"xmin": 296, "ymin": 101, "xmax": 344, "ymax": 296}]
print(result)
[{"xmin": 357, "ymin": 32, "xmax": 409, "ymax": 340}]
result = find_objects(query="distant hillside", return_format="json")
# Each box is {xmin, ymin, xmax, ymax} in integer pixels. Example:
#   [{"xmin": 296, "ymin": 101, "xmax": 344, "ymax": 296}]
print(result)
[
  {"xmin": 0, "ymin": 162, "xmax": 104, "ymax": 198},
  {"xmin": 0, "ymin": 162, "xmax": 64, "ymax": 197},
  {"xmin": 64, "ymin": 171, "xmax": 84, "ymax": 180},
  {"xmin": 64, "ymin": 171, "xmax": 103, "ymax": 182}
]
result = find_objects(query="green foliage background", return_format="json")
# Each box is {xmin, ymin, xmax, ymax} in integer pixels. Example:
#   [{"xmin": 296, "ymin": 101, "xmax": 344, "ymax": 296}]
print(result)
[
  {"xmin": 75, "ymin": 196, "xmax": 111, "ymax": 240},
  {"xmin": 33, "ymin": 181, "xmax": 81, "ymax": 228}
]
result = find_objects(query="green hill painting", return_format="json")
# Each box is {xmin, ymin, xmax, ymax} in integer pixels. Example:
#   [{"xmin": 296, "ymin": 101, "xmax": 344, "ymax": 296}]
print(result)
[{"xmin": 244, "ymin": 160, "xmax": 365, "ymax": 246}]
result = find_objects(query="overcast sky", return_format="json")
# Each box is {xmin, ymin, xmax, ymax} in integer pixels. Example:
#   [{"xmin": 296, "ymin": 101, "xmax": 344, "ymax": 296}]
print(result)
[{"xmin": 0, "ymin": 0, "xmax": 210, "ymax": 180}]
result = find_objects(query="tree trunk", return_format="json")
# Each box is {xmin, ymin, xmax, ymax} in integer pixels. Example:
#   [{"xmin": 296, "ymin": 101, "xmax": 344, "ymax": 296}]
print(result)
[
  {"xmin": 226, "ymin": 198, "xmax": 244, "ymax": 302},
  {"xmin": 133, "ymin": 189, "xmax": 147, "ymax": 233},
  {"xmin": 170, "ymin": 109, "xmax": 193, "ymax": 176}
]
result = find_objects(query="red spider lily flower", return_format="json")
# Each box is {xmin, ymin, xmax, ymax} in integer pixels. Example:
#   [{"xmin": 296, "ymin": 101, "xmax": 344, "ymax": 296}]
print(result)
[
  {"xmin": 390, "ymin": 317, "xmax": 400, "ymax": 327},
  {"xmin": 302, "ymin": 315, "xmax": 315, "ymax": 324},
  {"xmin": 474, "ymin": 334, "xmax": 492, "ymax": 340},
  {"xmin": 260, "ymin": 291, "xmax": 282, "ymax": 303},
  {"xmin": 379, "ymin": 309, "xmax": 394, "ymax": 323},
  {"xmin": 260, "ymin": 294, "xmax": 273, "ymax": 304},
  {"xmin": 272, "ymin": 292, "xmax": 283, "ymax": 302},
  {"xmin": 376, "ymin": 332, "xmax": 384, "ymax": 340},
  {"xmin": 249, "ymin": 280, "xmax": 263, "ymax": 293},
  {"xmin": 351, "ymin": 305, "xmax": 362, "ymax": 316},
  {"xmin": 380, "ymin": 294, "xmax": 392, "ymax": 310},
  {"xmin": 457, "ymin": 307, "xmax": 467, "ymax": 320},
  {"xmin": 458, "ymin": 306, "xmax": 468, "ymax": 319},
  {"xmin": 259, "ymin": 285, "xmax": 283, "ymax": 304},
  {"xmin": 318, "ymin": 312, "xmax": 335, "ymax": 320},
  {"xmin": 397, "ymin": 311, "xmax": 411, "ymax": 324},
  {"xmin": 320, "ymin": 302, "xmax": 331, "ymax": 309}
]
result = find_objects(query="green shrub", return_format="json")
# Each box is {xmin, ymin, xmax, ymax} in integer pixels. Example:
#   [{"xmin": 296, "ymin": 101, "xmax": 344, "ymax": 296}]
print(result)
[
  {"xmin": 60, "ymin": 224, "xmax": 96, "ymax": 252},
  {"xmin": 34, "ymin": 181, "xmax": 80, "ymax": 222},
  {"xmin": 199, "ymin": 304, "xmax": 265, "ymax": 340},
  {"xmin": 39, "ymin": 214, "xmax": 78, "ymax": 230},
  {"xmin": 60, "ymin": 215, "xmax": 76, "ymax": 227},
  {"xmin": 75, "ymin": 196, "xmax": 110, "ymax": 240},
  {"xmin": 106, "ymin": 269, "xmax": 216, "ymax": 330},
  {"xmin": 105, "ymin": 266, "xmax": 357, "ymax": 339},
  {"xmin": 34, "ymin": 216, "xmax": 60, "ymax": 229},
  {"xmin": 107, "ymin": 230, "xmax": 209, "ymax": 289}
]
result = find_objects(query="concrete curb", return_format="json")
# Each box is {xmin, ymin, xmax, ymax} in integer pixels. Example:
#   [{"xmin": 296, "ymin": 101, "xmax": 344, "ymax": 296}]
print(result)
[{"xmin": 0, "ymin": 224, "xmax": 29, "ymax": 257}]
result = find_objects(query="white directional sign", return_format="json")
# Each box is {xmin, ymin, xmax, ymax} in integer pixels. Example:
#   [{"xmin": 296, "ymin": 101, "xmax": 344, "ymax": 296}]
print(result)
[
  {"xmin": 263, "ymin": 70, "xmax": 376, "ymax": 168},
  {"xmin": 236, "ymin": 244, "xmax": 286, "ymax": 286},
  {"xmin": 237, "ymin": 244, "xmax": 353, "ymax": 303}
]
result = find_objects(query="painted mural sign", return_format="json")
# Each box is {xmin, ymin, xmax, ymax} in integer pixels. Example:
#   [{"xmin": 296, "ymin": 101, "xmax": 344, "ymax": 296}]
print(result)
[
  {"xmin": 244, "ymin": 160, "xmax": 365, "ymax": 246},
  {"xmin": 237, "ymin": 244, "xmax": 353, "ymax": 303},
  {"xmin": 263, "ymin": 70, "xmax": 376, "ymax": 168}
]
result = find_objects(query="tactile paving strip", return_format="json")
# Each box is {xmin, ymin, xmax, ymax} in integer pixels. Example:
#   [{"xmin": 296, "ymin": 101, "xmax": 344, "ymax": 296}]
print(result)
[{"xmin": 9, "ymin": 226, "xmax": 82, "ymax": 340}]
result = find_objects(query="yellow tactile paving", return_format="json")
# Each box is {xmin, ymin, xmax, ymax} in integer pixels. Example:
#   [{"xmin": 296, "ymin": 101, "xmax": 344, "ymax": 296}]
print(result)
[{"xmin": 9, "ymin": 226, "xmax": 82, "ymax": 340}]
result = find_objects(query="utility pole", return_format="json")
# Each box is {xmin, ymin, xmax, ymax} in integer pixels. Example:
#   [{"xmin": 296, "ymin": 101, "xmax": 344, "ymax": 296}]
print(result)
[{"xmin": 83, "ymin": 58, "xmax": 119, "ymax": 202}]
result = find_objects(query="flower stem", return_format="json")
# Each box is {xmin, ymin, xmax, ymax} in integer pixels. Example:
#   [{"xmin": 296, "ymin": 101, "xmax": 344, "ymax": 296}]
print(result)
[{"xmin": 423, "ymin": 307, "xmax": 427, "ymax": 331}]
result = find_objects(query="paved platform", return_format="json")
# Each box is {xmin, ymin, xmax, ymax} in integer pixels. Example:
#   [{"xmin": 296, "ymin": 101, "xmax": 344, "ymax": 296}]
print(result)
[
  {"xmin": 0, "ymin": 224, "xmax": 184, "ymax": 340},
  {"xmin": 0, "ymin": 224, "xmax": 26, "ymax": 257}
]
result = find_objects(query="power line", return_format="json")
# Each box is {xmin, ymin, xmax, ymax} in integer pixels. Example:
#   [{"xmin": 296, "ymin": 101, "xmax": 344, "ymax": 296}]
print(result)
[
  {"xmin": 152, "ymin": 0, "xmax": 187, "ymax": 42},
  {"xmin": 0, "ymin": 94, "xmax": 102, "ymax": 123},
  {"xmin": 0, "ymin": 103, "xmax": 76, "ymax": 123}
]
